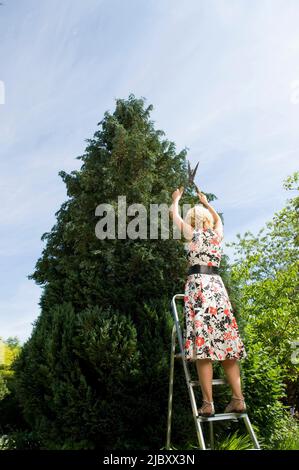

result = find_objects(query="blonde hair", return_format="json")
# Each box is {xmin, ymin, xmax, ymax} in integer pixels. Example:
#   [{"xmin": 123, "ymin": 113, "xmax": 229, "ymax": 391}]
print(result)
[{"xmin": 184, "ymin": 204, "xmax": 214, "ymax": 230}]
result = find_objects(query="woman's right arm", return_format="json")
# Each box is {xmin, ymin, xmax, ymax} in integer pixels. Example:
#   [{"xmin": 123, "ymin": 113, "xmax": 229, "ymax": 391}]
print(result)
[{"xmin": 198, "ymin": 192, "xmax": 223, "ymax": 239}]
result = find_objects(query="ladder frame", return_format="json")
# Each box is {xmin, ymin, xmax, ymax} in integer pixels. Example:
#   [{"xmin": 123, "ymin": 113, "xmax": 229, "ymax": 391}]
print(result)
[{"xmin": 166, "ymin": 293, "xmax": 261, "ymax": 450}]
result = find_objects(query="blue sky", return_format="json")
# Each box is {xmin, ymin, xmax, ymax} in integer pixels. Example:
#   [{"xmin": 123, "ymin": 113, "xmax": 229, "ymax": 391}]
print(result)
[{"xmin": 0, "ymin": 0, "xmax": 298, "ymax": 342}]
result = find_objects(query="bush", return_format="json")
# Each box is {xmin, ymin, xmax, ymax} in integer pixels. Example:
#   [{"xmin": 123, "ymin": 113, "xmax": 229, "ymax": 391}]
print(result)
[
  {"xmin": 265, "ymin": 412, "xmax": 299, "ymax": 450},
  {"xmin": 241, "ymin": 338, "xmax": 287, "ymax": 443},
  {"xmin": 14, "ymin": 302, "xmax": 144, "ymax": 449}
]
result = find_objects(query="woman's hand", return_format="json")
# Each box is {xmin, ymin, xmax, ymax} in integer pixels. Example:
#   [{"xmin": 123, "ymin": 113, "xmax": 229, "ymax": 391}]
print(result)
[
  {"xmin": 197, "ymin": 192, "xmax": 209, "ymax": 206},
  {"xmin": 172, "ymin": 186, "xmax": 184, "ymax": 201}
]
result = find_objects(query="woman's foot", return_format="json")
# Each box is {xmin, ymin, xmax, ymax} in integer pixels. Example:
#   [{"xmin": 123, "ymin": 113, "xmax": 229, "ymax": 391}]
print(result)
[
  {"xmin": 224, "ymin": 396, "xmax": 246, "ymax": 413},
  {"xmin": 197, "ymin": 400, "xmax": 215, "ymax": 417}
]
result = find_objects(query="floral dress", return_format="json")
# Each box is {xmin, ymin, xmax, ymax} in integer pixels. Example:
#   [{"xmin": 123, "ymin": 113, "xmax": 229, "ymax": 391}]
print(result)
[{"xmin": 183, "ymin": 227, "xmax": 247, "ymax": 362}]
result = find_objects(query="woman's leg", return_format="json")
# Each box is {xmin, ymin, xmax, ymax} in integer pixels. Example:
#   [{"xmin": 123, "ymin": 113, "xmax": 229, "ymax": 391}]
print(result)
[
  {"xmin": 195, "ymin": 358, "xmax": 213, "ymax": 401},
  {"xmin": 221, "ymin": 359, "xmax": 244, "ymax": 399}
]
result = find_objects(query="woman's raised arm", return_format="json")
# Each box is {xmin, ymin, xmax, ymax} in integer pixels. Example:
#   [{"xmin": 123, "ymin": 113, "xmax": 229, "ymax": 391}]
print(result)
[
  {"xmin": 170, "ymin": 187, "xmax": 194, "ymax": 240},
  {"xmin": 198, "ymin": 192, "xmax": 223, "ymax": 240}
]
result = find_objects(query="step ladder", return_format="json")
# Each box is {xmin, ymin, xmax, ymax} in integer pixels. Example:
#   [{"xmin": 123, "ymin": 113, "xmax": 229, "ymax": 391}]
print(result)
[{"xmin": 166, "ymin": 294, "xmax": 261, "ymax": 450}]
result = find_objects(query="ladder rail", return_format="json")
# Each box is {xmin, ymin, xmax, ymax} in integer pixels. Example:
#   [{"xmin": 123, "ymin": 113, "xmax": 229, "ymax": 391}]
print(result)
[
  {"xmin": 169, "ymin": 294, "xmax": 206, "ymax": 449},
  {"xmin": 166, "ymin": 324, "xmax": 176, "ymax": 450}
]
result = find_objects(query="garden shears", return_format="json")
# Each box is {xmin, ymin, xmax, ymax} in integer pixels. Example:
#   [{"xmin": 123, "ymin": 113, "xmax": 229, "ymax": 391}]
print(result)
[{"xmin": 187, "ymin": 160, "xmax": 201, "ymax": 194}]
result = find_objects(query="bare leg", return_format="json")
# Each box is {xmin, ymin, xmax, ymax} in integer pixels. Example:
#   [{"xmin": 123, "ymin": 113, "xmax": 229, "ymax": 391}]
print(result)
[
  {"xmin": 221, "ymin": 359, "xmax": 246, "ymax": 412},
  {"xmin": 221, "ymin": 359, "xmax": 244, "ymax": 399},
  {"xmin": 195, "ymin": 359, "xmax": 213, "ymax": 401}
]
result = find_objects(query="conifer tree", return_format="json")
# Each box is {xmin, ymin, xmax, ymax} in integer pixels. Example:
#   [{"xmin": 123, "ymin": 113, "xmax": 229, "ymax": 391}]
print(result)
[{"xmin": 14, "ymin": 94, "xmax": 223, "ymax": 449}]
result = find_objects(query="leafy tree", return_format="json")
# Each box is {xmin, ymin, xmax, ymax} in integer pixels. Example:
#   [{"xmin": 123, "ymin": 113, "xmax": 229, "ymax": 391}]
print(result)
[
  {"xmin": 0, "ymin": 337, "xmax": 21, "ymax": 398},
  {"xmin": 226, "ymin": 171, "xmax": 299, "ymax": 428},
  {"xmin": 0, "ymin": 337, "xmax": 24, "ymax": 437}
]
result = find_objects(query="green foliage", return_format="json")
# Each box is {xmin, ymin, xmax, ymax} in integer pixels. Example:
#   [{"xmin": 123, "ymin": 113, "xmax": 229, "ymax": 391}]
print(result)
[
  {"xmin": 0, "ymin": 430, "xmax": 41, "ymax": 450},
  {"xmin": 226, "ymin": 171, "xmax": 299, "ymax": 445},
  {"xmin": 268, "ymin": 414, "xmax": 299, "ymax": 450},
  {"xmin": 0, "ymin": 374, "xmax": 8, "ymax": 401},
  {"xmin": 14, "ymin": 303, "xmax": 144, "ymax": 449},
  {"xmin": 8, "ymin": 95, "xmax": 298, "ymax": 450},
  {"xmin": 0, "ymin": 337, "xmax": 21, "ymax": 400},
  {"xmin": 241, "ymin": 340, "xmax": 286, "ymax": 440},
  {"xmin": 13, "ymin": 94, "xmax": 220, "ymax": 449},
  {"xmin": 0, "ymin": 338, "xmax": 26, "ymax": 438},
  {"xmin": 264, "ymin": 412, "xmax": 299, "ymax": 450},
  {"xmin": 215, "ymin": 430, "xmax": 254, "ymax": 450}
]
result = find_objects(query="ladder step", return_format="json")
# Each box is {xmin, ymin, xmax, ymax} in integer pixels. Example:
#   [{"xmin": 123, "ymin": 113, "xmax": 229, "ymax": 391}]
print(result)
[
  {"xmin": 190, "ymin": 379, "xmax": 227, "ymax": 386},
  {"xmin": 197, "ymin": 412, "xmax": 247, "ymax": 422},
  {"xmin": 212, "ymin": 378, "xmax": 227, "ymax": 385}
]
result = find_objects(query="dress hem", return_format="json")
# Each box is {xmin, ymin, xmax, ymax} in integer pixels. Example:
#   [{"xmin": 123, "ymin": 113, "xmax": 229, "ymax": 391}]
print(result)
[{"xmin": 184, "ymin": 354, "xmax": 247, "ymax": 362}]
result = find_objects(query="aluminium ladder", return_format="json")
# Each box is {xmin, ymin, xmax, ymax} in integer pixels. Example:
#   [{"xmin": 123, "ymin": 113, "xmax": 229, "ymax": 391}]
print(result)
[{"xmin": 166, "ymin": 293, "xmax": 261, "ymax": 450}]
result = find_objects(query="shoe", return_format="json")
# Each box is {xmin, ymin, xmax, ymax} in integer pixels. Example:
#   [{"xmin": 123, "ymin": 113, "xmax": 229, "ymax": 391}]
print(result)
[
  {"xmin": 197, "ymin": 400, "xmax": 215, "ymax": 417},
  {"xmin": 224, "ymin": 396, "xmax": 247, "ymax": 413}
]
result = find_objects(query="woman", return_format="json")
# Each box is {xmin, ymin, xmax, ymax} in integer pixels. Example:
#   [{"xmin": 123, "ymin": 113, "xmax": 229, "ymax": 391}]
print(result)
[{"xmin": 170, "ymin": 186, "xmax": 247, "ymax": 417}]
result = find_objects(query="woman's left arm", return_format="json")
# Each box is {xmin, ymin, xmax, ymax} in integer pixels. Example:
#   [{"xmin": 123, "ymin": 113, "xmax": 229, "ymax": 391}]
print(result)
[{"xmin": 169, "ymin": 187, "xmax": 194, "ymax": 240}]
